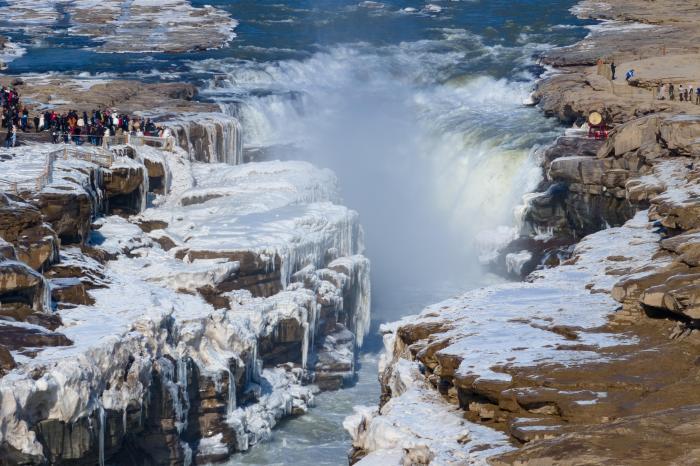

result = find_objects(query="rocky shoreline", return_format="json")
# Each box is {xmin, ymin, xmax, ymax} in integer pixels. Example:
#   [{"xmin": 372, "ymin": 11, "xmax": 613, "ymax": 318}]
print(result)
[{"xmin": 346, "ymin": 1, "xmax": 700, "ymax": 464}]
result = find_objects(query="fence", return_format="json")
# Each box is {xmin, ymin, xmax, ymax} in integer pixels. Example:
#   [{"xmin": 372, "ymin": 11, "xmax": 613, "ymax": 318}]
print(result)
[
  {"xmin": 50, "ymin": 145, "xmax": 114, "ymax": 168},
  {"xmin": 8, "ymin": 129, "xmax": 175, "ymax": 153},
  {"xmin": 0, "ymin": 145, "xmax": 113, "ymax": 194}
]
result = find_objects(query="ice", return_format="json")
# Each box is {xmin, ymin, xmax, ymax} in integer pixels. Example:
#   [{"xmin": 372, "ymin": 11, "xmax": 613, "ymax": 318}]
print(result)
[
  {"xmin": 139, "ymin": 159, "xmax": 364, "ymax": 289},
  {"xmin": 345, "ymin": 360, "xmax": 513, "ymax": 464},
  {"xmin": 197, "ymin": 433, "xmax": 229, "ymax": 457},
  {"xmin": 505, "ymin": 250, "xmax": 532, "ymax": 275},
  {"xmin": 0, "ymin": 0, "xmax": 238, "ymax": 54},
  {"xmin": 226, "ymin": 368, "xmax": 315, "ymax": 451},
  {"xmin": 165, "ymin": 113, "xmax": 243, "ymax": 165},
  {"xmin": 353, "ymin": 212, "xmax": 661, "ymax": 463},
  {"xmin": 0, "ymin": 139, "xmax": 371, "ymax": 460}
]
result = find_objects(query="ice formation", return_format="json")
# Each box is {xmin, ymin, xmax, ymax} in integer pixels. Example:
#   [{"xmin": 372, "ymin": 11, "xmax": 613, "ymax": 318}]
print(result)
[
  {"xmin": 347, "ymin": 211, "xmax": 660, "ymax": 463},
  {"xmin": 0, "ymin": 0, "xmax": 238, "ymax": 53},
  {"xmin": 0, "ymin": 136, "xmax": 370, "ymax": 463}
]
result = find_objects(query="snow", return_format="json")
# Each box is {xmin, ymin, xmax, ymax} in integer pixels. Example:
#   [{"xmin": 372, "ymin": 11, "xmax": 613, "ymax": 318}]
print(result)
[
  {"xmin": 139, "ymin": 159, "xmax": 364, "ymax": 289},
  {"xmin": 345, "ymin": 360, "xmax": 514, "ymax": 464},
  {"xmin": 350, "ymin": 211, "xmax": 661, "ymax": 463},
  {"xmin": 0, "ymin": 142, "xmax": 371, "ymax": 460}
]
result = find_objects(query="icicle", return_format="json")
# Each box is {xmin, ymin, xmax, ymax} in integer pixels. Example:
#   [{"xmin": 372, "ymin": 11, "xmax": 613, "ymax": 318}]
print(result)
[
  {"xmin": 39, "ymin": 276, "xmax": 52, "ymax": 313},
  {"xmin": 226, "ymin": 368, "xmax": 236, "ymax": 415},
  {"xmin": 162, "ymin": 154, "xmax": 172, "ymax": 195},
  {"xmin": 98, "ymin": 405, "xmax": 105, "ymax": 466},
  {"xmin": 301, "ymin": 321, "xmax": 309, "ymax": 370},
  {"xmin": 246, "ymin": 343, "xmax": 259, "ymax": 386},
  {"xmin": 138, "ymin": 158, "xmax": 150, "ymax": 212},
  {"xmin": 182, "ymin": 442, "xmax": 193, "ymax": 466},
  {"xmin": 177, "ymin": 357, "xmax": 188, "ymax": 395},
  {"xmin": 159, "ymin": 358, "xmax": 187, "ymax": 434}
]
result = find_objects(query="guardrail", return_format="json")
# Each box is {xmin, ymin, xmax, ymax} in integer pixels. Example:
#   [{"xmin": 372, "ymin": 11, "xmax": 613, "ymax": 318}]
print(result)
[
  {"xmin": 9, "ymin": 131, "xmax": 176, "ymax": 152},
  {"xmin": 128, "ymin": 135, "xmax": 175, "ymax": 151},
  {"xmin": 51, "ymin": 145, "xmax": 114, "ymax": 168},
  {"xmin": 0, "ymin": 145, "xmax": 114, "ymax": 194},
  {"xmin": 0, "ymin": 130, "xmax": 176, "ymax": 194}
]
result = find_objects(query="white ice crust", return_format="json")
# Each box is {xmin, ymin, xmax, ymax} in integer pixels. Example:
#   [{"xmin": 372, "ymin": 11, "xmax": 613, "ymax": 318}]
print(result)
[{"xmin": 0, "ymin": 143, "xmax": 370, "ymax": 459}]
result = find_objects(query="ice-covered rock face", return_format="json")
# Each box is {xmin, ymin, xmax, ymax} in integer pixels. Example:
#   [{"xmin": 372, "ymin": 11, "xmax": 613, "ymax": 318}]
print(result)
[
  {"xmin": 349, "ymin": 212, "xmax": 660, "ymax": 464},
  {"xmin": 0, "ymin": 142, "xmax": 371, "ymax": 464},
  {"xmin": 140, "ymin": 158, "xmax": 364, "ymax": 290},
  {"xmin": 0, "ymin": 0, "xmax": 237, "ymax": 53},
  {"xmin": 165, "ymin": 113, "xmax": 244, "ymax": 166}
]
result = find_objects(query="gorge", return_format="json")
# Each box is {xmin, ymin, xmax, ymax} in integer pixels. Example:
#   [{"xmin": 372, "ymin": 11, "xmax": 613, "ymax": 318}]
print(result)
[{"xmin": 1, "ymin": 0, "xmax": 700, "ymax": 465}]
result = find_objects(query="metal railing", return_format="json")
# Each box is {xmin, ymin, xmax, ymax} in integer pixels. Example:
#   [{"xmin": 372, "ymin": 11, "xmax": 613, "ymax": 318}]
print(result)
[
  {"xmin": 50, "ymin": 145, "xmax": 114, "ymax": 168},
  {"xmin": 0, "ymin": 145, "xmax": 114, "ymax": 194},
  {"xmin": 0, "ymin": 150, "xmax": 54, "ymax": 194}
]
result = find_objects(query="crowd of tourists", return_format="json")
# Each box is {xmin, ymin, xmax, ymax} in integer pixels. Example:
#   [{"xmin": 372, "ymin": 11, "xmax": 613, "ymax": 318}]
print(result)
[
  {"xmin": 600, "ymin": 61, "xmax": 700, "ymax": 104},
  {"xmin": 2, "ymin": 85, "xmax": 170, "ymax": 148},
  {"xmin": 655, "ymin": 82, "xmax": 700, "ymax": 103}
]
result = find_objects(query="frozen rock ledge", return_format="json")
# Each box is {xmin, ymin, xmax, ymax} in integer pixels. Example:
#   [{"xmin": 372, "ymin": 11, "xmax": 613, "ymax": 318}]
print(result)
[{"xmin": 0, "ymin": 140, "xmax": 370, "ymax": 464}]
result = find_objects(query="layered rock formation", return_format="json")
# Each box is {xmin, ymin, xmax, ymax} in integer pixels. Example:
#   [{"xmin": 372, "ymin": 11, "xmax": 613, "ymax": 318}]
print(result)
[
  {"xmin": 348, "ymin": 1, "xmax": 700, "ymax": 464},
  {"xmin": 0, "ymin": 134, "xmax": 370, "ymax": 464}
]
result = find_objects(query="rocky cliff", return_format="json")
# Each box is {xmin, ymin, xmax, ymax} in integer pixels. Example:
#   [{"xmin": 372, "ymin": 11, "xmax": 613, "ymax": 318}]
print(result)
[
  {"xmin": 347, "ymin": 1, "xmax": 700, "ymax": 465},
  {"xmin": 0, "ymin": 129, "xmax": 370, "ymax": 463}
]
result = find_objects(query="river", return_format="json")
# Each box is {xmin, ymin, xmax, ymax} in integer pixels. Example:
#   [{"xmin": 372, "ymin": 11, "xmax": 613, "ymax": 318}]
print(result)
[{"xmin": 1, "ymin": 1, "xmax": 593, "ymax": 464}]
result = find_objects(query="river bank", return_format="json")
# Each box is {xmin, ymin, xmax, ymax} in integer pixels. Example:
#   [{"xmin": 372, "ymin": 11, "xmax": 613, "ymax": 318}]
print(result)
[{"xmin": 347, "ymin": 1, "xmax": 700, "ymax": 464}]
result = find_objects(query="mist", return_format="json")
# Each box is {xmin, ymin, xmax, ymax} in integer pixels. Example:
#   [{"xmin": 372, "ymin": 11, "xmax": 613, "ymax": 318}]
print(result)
[{"xmin": 204, "ymin": 42, "xmax": 555, "ymax": 321}]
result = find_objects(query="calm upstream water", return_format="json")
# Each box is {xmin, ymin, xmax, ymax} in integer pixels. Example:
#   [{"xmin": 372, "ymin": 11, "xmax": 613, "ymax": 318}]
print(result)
[{"xmin": 1, "ymin": 1, "xmax": 593, "ymax": 464}]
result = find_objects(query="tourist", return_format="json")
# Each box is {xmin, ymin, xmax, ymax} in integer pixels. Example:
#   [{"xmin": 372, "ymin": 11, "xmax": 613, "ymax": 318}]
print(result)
[
  {"xmin": 4, "ymin": 124, "xmax": 16, "ymax": 148},
  {"xmin": 20, "ymin": 108, "xmax": 28, "ymax": 132},
  {"xmin": 679, "ymin": 84, "xmax": 685, "ymax": 101},
  {"xmin": 610, "ymin": 61, "xmax": 616, "ymax": 80},
  {"xmin": 696, "ymin": 86, "xmax": 700, "ymax": 105},
  {"xmin": 625, "ymin": 69, "xmax": 634, "ymax": 82},
  {"xmin": 658, "ymin": 83, "xmax": 666, "ymax": 100},
  {"xmin": 669, "ymin": 83, "xmax": 675, "ymax": 101},
  {"xmin": 4, "ymin": 125, "xmax": 12, "ymax": 148}
]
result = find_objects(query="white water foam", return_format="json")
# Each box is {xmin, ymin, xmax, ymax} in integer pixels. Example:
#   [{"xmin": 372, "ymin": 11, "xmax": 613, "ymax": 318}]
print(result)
[{"xmin": 194, "ymin": 40, "xmax": 558, "ymax": 289}]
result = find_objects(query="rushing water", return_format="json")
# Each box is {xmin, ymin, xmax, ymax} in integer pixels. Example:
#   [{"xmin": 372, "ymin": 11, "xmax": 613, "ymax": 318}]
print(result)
[{"xmin": 1, "ymin": 1, "xmax": 594, "ymax": 464}]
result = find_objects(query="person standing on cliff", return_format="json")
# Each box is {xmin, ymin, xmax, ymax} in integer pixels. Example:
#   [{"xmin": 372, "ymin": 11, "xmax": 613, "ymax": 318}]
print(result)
[
  {"xmin": 658, "ymin": 83, "xmax": 664, "ymax": 100},
  {"xmin": 4, "ymin": 125, "xmax": 12, "ymax": 148},
  {"xmin": 669, "ymin": 83, "xmax": 675, "ymax": 101},
  {"xmin": 610, "ymin": 61, "xmax": 616, "ymax": 80},
  {"xmin": 679, "ymin": 84, "xmax": 685, "ymax": 101},
  {"xmin": 696, "ymin": 86, "xmax": 700, "ymax": 105}
]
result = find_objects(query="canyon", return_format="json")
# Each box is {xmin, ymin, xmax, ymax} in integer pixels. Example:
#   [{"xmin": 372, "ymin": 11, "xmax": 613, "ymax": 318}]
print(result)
[{"xmin": 346, "ymin": 1, "xmax": 700, "ymax": 464}]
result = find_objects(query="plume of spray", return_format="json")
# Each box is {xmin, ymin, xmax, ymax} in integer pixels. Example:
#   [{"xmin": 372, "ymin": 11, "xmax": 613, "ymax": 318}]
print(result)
[{"xmin": 206, "ymin": 44, "xmax": 553, "ymax": 320}]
